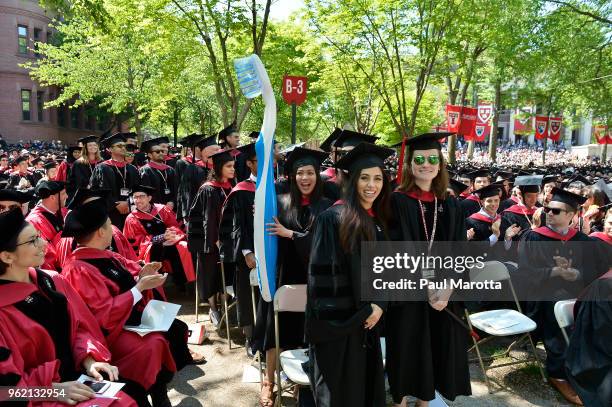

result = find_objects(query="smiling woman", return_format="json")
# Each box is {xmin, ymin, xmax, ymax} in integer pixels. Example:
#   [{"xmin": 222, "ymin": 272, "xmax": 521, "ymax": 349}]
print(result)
[
  {"xmin": 305, "ymin": 141, "xmax": 393, "ymax": 407},
  {"xmin": 0, "ymin": 208, "xmax": 137, "ymax": 406}
]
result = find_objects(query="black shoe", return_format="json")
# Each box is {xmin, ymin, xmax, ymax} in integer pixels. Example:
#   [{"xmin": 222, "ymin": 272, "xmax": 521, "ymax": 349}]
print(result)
[{"xmin": 149, "ymin": 382, "xmax": 172, "ymax": 407}]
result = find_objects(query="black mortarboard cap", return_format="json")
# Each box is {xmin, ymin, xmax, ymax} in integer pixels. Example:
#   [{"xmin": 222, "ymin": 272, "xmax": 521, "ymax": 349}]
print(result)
[
  {"xmin": 10, "ymin": 155, "xmax": 28, "ymax": 167},
  {"xmin": 515, "ymin": 175, "xmax": 543, "ymax": 194},
  {"xmin": 334, "ymin": 142, "xmax": 394, "ymax": 173},
  {"xmin": 467, "ymin": 169, "xmax": 490, "ymax": 181},
  {"xmin": 248, "ymin": 131, "xmax": 260, "ymax": 139},
  {"xmin": 141, "ymin": 137, "xmax": 165, "ymax": 153},
  {"xmin": 209, "ymin": 149, "xmax": 235, "ymax": 167},
  {"xmin": 67, "ymin": 145, "xmax": 81, "ymax": 154},
  {"xmin": 131, "ymin": 185, "xmax": 157, "ymax": 196},
  {"xmin": 78, "ymin": 135, "xmax": 98, "ymax": 145},
  {"xmin": 31, "ymin": 157, "xmax": 43, "ymax": 165},
  {"xmin": 594, "ymin": 179, "xmax": 612, "ymax": 204},
  {"xmin": 449, "ymin": 178, "xmax": 469, "ymax": 195},
  {"xmin": 35, "ymin": 181, "xmax": 65, "ymax": 199},
  {"xmin": 237, "ymin": 143, "xmax": 256, "ymax": 160},
  {"xmin": 218, "ymin": 122, "xmax": 238, "ymax": 141},
  {"xmin": 100, "ymin": 132, "xmax": 127, "ymax": 148},
  {"xmin": 180, "ymin": 133, "xmax": 201, "ymax": 147},
  {"xmin": 333, "ymin": 130, "xmax": 378, "ymax": 149},
  {"xmin": 65, "ymin": 188, "xmax": 110, "ymax": 210},
  {"xmin": 0, "ymin": 209, "xmax": 27, "ymax": 251},
  {"xmin": 474, "ymin": 183, "xmax": 501, "ymax": 199},
  {"xmin": 285, "ymin": 147, "xmax": 329, "ymax": 173},
  {"xmin": 319, "ymin": 128, "xmax": 342, "ymax": 152},
  {"xmin": 542, "ymin": 175, "xmax": 558, "ymax": 186},
  {"xmin": 494, "ymin": 170, "xmax": 514, "ymax": 181},
  {"xmin": 63, "ymin": 199, "xmax": 109, "ymax": 238},
  {"xmin": 549, "ymin": 187, "xmax": 587, "ymax": 210},
  {"xmin": 404, "ymin": 132, "xmax": 453, "ymax": 151},
  {"xmin": 194, "ymin": 135, "xmax": 218, "ymax": 149},
  {"xmin": 0, "ymin": 189, "xmax": 33, "ymax": 204},
  {"xmin": 43, "ymin": 161, "xmax": 57, "ymax": 170}
]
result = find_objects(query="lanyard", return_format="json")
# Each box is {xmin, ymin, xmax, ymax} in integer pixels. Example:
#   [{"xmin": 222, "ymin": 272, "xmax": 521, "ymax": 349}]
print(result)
[
  {"xmin": 112, "ymin": 163, "xmax": 127, "ymax": 188},
  {"xmin": 418, "ymin": 197, "xmax": 438, "ymax": 252},
  {"xmin": 137, "ymin": 207, "xmax": 165, "ymax": 224},
  {"xmin": 154, "ymin": 168, "xmax": 168, "ymax": 189}
]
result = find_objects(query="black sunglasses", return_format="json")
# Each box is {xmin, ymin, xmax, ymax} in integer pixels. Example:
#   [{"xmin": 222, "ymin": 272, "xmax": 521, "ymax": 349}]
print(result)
[{"xmin": 543, "ymin": 207, "xmax": 569, "ymax": 215}]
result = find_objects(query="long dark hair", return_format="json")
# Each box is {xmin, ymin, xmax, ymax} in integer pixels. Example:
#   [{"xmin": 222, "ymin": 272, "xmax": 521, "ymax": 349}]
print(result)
[
  {"xmin": 284, "ymin": 167, "xmax": 324, "ymax": 230},
  {"xmin": 339, "ymin": 166, "xmax": 391, "ymax": 253},
  {"xmin": 206, "ymin": 157, "xmax": 235, "ymax": 184},
  {"xmin": 397, "ymin": 148, "xmax": 449, "ymax": 199}
]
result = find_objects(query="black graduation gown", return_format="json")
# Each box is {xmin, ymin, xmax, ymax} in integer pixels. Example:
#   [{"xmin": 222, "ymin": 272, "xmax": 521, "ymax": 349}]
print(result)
[
  {"xmin": 175, "ymin": 159, "xmax": 208, "ymax": 222},
  {"xmin": 90, "ymin": 161, "xmax": 141, "ymax": 230},
  {"xmin": 7, "ymin": 172, "xmax": 36, "ymax": 189},
  {"xmin": 460, "ymin": 195, "xmax": 481, "ymax": 218},
  {"xmin": 234, "ymin": 152, "xmax": 250, "ymax": 182},
  {"xmin": 385, "ymin": 191, "xmax": 471, "ymax": 403},
  {"xmin": 517, "ymin": 228, "xmax": 597, "ymax": 379},
  {"xmin": 188, "ymin": 183, "xmax": 232, "ymax": 299},
  {"xmin": 466, "ymin": 216, "xmax": 495, "ymax": 241},
  {"xmin": 219, "ymin": 180, "xmax": 256, "ymax": 327},
  {"xmin": 566, "ymin": 271, "xmax": 612, "ymax": 407},
  {"xmin": 499, "ymin": 196, "xmax": 519, "ymax": 212},
  {"xmin": 305, "ymin": 204, "xmax": 386, "ymax": 407},
  {"xmin": 68, "ymin": 160, "xmax": 99, "ymax": 196},
  {"xmin": 139, "ymin": 163, "xmax": 178, "ymax": 206},
  {"xmin": 252, "ymin": 194, "xmax": 331, "ymax": 353}
]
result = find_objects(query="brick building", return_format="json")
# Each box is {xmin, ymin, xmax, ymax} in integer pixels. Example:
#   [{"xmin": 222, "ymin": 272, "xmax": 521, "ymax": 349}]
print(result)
[{"xmin": 0, "ymin": 0, "xmax": 107, "ymax": 144}]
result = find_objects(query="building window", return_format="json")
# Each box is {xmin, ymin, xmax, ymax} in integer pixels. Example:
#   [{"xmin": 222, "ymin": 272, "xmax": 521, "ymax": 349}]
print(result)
[
  {"xmin": 33, "ymin": 28, "xmax": 42, "ymax": 57},
  {"xmin": 37, "ymin": 91, "xmax": 45, "ymax": 122},
  {"xmin": 21, "ymin": 90, "xmax": 31, "ymax": 121},
  {"xmin": 70, "ymin": 108, "xmax": 79, "ymax": 128},
  {"xmin": 58, "ymin": 105, "xmax": 66, "ymax": 127},
  {"xmin": 18, "ymin": 25, "xmax": 28, "ymax": 54}
]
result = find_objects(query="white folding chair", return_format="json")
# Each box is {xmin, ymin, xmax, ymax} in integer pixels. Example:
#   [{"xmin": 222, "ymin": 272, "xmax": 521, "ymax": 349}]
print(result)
[
  {"xmin": 274, "ymin": 284, "xmax": 308, "ymax": 406},
  {"xmin": 465, "ymin": 261, "xmax": 546, "ymax": 393},
  {"xmin": 554, "ymin": 299, "xmax": 576, "ymax": 346}
]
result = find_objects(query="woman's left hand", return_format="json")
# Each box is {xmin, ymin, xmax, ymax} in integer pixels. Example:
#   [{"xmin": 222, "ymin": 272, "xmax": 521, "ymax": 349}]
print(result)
[
  {"xmin": 364, "ymin": 304, "xmax": 383, "ymax": 330},
  {"xmin": 82, "ymin": 357, "xmax": 119, "ymax": 382},
  {"xmin": 266, "ymin": 217, "xmax": 293, "ymax": 239}
]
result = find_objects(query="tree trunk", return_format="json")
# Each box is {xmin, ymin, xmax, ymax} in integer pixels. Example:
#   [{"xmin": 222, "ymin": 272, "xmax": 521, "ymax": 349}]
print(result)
[
  {"xmin": 172, "ymin": 106, "xmax": 179, "ymax": 147},
  {"xmin": 488, "ymin": 78, "xmax": 502, "ymax": 162}
]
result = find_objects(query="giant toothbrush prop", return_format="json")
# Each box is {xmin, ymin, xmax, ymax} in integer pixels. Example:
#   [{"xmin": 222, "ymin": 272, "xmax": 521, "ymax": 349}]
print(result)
[{"xmin": 234, "ymin": 54, "xmax": 277, "ymax": 302}]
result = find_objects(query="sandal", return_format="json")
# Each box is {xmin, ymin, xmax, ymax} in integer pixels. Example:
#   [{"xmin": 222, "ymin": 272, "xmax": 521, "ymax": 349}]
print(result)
[
  {"xmin": 259, "ymin": 380, "xmax": 275, "ymax": 407},
  {"xmin": 189, "ymin": 349, "xmax": 207, "ymax": 365}
]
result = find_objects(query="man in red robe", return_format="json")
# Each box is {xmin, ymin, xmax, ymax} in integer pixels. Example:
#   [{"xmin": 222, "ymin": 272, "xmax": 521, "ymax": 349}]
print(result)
[
  {"xmin": 26, "ymin": 181, "xmax": 67, "ymax": 271},
  {"xmin": 123, "ymin": 185, "xmax": 195, "ymax": 291},
  {"xmin": 55, "ymin": 188, "xmax": 138, "ymax": 268},
  {"xmin": 62, "ymin": 199, "xmax": 179, "ymax": 406}
]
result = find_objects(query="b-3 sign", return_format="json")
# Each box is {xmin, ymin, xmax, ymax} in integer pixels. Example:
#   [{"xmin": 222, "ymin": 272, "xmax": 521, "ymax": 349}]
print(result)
[{"xmin": 282, "ymin": 75, "xmax": 308, "ymax": 106}]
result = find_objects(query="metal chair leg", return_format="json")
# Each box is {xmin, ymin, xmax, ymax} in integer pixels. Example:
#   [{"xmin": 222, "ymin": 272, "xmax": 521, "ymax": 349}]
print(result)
[
  {"xmin": 220, "ymin": 259, "xmax": 231, "ymax": 349},
  {"xmin": 195, "ymin": 252, "xmax": 200, "ymax": 323},
  {"xmin": 527, "ymin": 334, "xmax": 547, "ymax": 383},
  {"xmin": 465, "ymin": 310, "xmax": 491, "ymax": 393},
  {"xmin": 275, "ymin": 311, "xmax": 281, "ymax": 407}
]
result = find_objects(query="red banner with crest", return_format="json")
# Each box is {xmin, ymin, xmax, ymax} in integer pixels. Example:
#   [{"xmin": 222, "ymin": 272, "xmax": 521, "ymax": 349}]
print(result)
[
  {"xmin": 534, "ymin": 116, "xmax": 549, "ymax": 140},
  {"xmin": 548, "ymin": 117, "xmax": 562, "ymax": 141}
]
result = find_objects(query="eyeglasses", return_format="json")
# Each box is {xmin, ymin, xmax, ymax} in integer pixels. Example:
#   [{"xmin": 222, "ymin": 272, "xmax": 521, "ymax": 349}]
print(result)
[
  {"xmin": 412, "ymin": 155, "xmax": 440, "ymax": 165},
  {"xmin": 543, "ymin": 207, "xmax": 569, "ymax": 215},
  {"xmin": 0, "ymin": 204, "xmax": 22, "ymax": 213},
  {"xmin": 16, "ymin": 234, "xmax": 45, "ymax": 248}
]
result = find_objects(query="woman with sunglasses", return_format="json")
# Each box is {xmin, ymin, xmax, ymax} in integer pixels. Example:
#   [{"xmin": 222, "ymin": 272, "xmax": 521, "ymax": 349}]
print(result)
[
  {"xmin": 0, "ymin": 208, "xmax": 136, "ymax": 406},
  {"xmin": 386, "ymin": 132, "xmax": 471, "ymax": 407},
  {"xmin": 306, "ymin": 142, "xmax": 392, "ymax": 407}
]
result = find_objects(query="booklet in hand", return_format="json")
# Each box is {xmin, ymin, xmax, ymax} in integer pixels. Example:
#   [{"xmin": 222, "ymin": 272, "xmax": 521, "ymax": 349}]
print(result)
[{"xmin": 125, "ymin": 299, "xmax": 181, "ymax": 335}]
